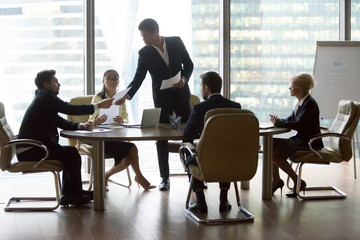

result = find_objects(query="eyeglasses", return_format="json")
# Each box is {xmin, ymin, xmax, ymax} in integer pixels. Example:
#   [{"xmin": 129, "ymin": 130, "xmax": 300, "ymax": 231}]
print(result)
[
  {"xmin": 105, "ymin": 78, "xmax": 119, "ymax": 82},
  {"xmin": 289, "ymin": 86, "xmax": 299, "ymax": 90}
]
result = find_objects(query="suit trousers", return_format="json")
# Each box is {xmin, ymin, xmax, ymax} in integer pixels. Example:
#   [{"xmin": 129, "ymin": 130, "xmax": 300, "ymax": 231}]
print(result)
[
  {"xmin": 192, "ymin": 177, "xmax": 230, "ymax": 192},
  {"xmin": 155, "ymin": 88, "xmax": 191, "ymax": 179},
  {"xmin": 17, "ymin": 145, "xmax": 83, "ymax": 196},
  {"xmin": 186, "ymin": 156, "xmax": 231, "ymax": 192}
]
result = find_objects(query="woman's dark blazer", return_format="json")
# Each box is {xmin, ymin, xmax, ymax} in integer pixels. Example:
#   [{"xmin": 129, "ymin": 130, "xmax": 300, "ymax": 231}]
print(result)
[{"xmin": 275, "ymin": 95, "xmax": 324, "ymax": 149}]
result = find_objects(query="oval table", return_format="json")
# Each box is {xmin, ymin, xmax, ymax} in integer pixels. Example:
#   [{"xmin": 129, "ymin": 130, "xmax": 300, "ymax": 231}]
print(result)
[{"xmin": 61, "ymin": 124, "xmax": 290, "ymax": 210}]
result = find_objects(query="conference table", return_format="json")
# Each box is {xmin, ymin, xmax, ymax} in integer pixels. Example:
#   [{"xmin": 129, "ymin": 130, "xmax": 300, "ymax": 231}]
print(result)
[{"xmin": 61, "ymin": 124, "xmax": 289, "ymax": 210}]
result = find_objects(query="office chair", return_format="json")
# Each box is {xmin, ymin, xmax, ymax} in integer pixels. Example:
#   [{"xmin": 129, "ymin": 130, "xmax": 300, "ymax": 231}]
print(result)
[
  {"xmin": 0, "ymin": 101, "xmax": 63, "ymax": 211},
  {"xmin": 67, "ymin": 96, "xmax": 131, "ymax": 190},
  {"xmin": 179, "ymin": 108, "xmax": 259, "ymax": 223},
  {"xmin": 288, "ymin": 100, "xmax": 360, "ymax": 199}
]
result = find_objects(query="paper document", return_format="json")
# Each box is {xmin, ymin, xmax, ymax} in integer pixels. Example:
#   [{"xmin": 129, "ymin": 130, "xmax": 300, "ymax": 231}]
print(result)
[
  {"xmin": 259, "ymin": 124, "xmax": 275, "ymax": 129},
  {"xmin": 113, "ymin": 87, "xmax": 131, "ymax": 103},
  {"xmin": 99, "ymin": 105, "xmax": 119, "ymax": 124},
  {"xmin": 97, "ymin": 124, "xmax": 123, "ymax": 129},
  {"xmin": 160, "ymin": 71, "xmax": 181, "ymax": 90},
  {"xmin": 75, "ymin": 129, "xmax": 111, "ymax": 133}
]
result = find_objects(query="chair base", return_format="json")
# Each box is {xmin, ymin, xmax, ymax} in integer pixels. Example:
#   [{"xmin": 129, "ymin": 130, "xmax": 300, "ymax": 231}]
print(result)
[
  {"xmin": 185, "ymin": 205, "xmax": 254, "ymax": 224},
  {"xmin": 5, "ymin": 197, "xmax": 60, "ymax": 211},
  {"xmin": 86, "ymin": 166, "xmax": 132, "ymax": 190},
  {"xmin": 4, "ymin": 170, "xmax": 62, "ymax": 211},
  {"xmin": 185, "ymin": 178, "xmax": 254, "ymax": 224},
  {"xmin": 297, "ymin": 186, "xmax": 347, "ymax": 200},
  {"xmin": 287, "ymin": 162, "xmax": 347, "ymax": 200}
]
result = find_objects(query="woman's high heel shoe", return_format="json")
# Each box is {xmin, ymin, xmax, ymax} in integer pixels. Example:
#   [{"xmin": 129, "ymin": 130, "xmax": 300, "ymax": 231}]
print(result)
[
  {"xmin": 272, "ymin": 180, "xmax": 284, "ymax": 195},
  {"xmin": 286, "ymin": 180, "xmax": 307, "ymax": 198},
  {"xmin": 134, "ymin": 176, "xmax": 156, "ymax": 190}
]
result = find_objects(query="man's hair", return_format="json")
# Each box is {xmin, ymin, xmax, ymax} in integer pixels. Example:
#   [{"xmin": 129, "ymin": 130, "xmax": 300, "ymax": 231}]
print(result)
[
  {"xmin": 200, "ymin": 71, "xmax": 222, "ymax": 93},
  {"xmin": 35, "ymin": 69, "xmax": 56, "ymax": 89},
  {"xmin": 138, "ymin": 18, "xmax": 159, "ymax": 32}
]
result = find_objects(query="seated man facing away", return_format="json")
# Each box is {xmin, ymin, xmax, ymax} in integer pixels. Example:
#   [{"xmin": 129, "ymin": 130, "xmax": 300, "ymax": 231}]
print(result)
[
  {"xmin": 183, "ymin": 71, "xmax": 241, "ymax": 213},
  {"xmin": 16, "ymin": 69, "xmax": 113, "ymax": 206}
]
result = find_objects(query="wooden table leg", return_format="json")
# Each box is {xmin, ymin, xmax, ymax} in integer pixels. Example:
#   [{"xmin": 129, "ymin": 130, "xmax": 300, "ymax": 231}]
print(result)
[
  {"xmin": 262, "ymin": 135, "xmax": 273, "ymax": 200},
  {"xmin": 93, "ymin": 140, "xmax": 105, "ymax": 210}
]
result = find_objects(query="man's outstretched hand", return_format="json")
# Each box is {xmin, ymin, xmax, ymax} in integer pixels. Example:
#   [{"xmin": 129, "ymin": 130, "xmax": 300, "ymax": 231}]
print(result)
[
  {"xmin": 114, "ymin": 95, "xmax": 127, "ymax": 105},
  {"xmin": 97, "ymin": 98, "xmax": 114, "ymax": 109}
]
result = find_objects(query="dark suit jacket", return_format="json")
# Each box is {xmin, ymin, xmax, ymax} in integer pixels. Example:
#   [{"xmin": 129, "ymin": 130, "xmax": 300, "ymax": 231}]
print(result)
[
  {"xmin": 17, "ymin": 89, "xmax": 95, "ymax": 150},
  {"xmin": 275, "ymin": 95, "xmax": 323, "ymax": 149},
  {"xmin": 127, "ymin": 36, "xmax": 194, "ymax": 122},
  {"xmin": 183, "ymin": 94, "xmax": 241, "ymax": 141}
]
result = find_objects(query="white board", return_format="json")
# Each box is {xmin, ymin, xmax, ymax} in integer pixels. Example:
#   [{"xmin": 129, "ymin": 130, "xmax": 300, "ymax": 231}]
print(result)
[{"xmin": 312, "ymin": 41, "xmax": 360, "ymax": 119}]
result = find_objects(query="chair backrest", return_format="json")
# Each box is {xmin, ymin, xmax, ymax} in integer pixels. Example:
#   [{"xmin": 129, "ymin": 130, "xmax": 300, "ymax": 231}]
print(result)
[
  {"xmin": 190, "ymin": 94, "xmax": 200, "ymax": 108},
  {"xmin": 0, "ymin": 101, "xmax": 16, "ymax": 171},
  {"xmin": 204, "ymin": 108, "xmax": 255, "ymax": 123},
  {"xmin": 196, "ymin": 109, "xmax": 259, "ymax": 182},
  {"xmin": 67, "ymin": 95, "xmax": 94, "ymax": 146},
  {"xmin": 328, "ymin": 100, "xmax": 360, "ymax": 161}
]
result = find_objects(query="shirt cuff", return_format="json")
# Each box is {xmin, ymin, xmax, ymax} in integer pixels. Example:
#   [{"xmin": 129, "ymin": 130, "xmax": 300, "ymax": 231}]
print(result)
[
  {"xmin": 181, "ymin": 76, "xmax": 187, "ymax": 84},
  {"xmin": 93, "ymin": 103, "xmax": 99, "ymax": 111},
  {"xmin": 78, "ymin": 123, "xmax": 83, "ymax": 130}
]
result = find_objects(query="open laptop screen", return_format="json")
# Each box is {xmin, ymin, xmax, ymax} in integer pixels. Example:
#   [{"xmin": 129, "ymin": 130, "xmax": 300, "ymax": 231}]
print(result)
[{"xmin": 121, "ymin": 108, "xmax": 161, "ymax": 128}]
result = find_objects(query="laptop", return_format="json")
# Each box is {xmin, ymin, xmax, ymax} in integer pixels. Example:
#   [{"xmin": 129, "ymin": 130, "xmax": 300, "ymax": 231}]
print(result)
[{"xmin": 121, "ymin": 108, "xmax": 161, "ymax": 128}]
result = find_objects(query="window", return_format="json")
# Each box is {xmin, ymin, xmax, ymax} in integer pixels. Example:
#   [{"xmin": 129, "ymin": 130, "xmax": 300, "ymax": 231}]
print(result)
[
  {"xmin": 0, "ymin": 0, "xmax": 85, "ymax": 132},
  {"xmin": 0, "ymin": 0, "xmax": 356, "ymax": 174},
  {"xmin": 230, "ymin": 0, "xmax": 339, "ymax": 123},
  {"xmin": 351, "ymin": 0, "xmax": 360, "ymax": 40}
]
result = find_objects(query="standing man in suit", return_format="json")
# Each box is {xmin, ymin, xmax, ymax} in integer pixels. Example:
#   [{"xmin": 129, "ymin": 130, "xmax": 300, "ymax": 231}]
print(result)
[
  {"xmin": 17, "ymin": 69, "xmax": 113, "ymax": 206},
  {"xmin": 183, "ymin": 71, "xmax": 241, "ymax": 213},
  {"xmin": 116, "ymin": 18, "xmax": 194, "ymax": 191}
]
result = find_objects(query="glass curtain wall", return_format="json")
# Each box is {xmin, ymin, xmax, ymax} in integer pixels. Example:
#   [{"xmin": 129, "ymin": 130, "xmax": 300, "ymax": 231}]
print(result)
[
  {"xmin": 0, "ymin": 0, "xmax": 85, "ymax": 132},
  {"xmin": 1, "ymin": 0, "xmax": 358, "ymax": 172},
  {"xmin": 229, "ymin": 0, "xmax": 339, "ymax": 123},
  {"xmin": 93, "ymin": 0, "xmax": 199, "ymax": 123},
  {"xmin": 352, "ymin": 0, "xmax": 360, "ymax": 40},
  {"xmin": 93, "ymin": 0, "xmax": 216, "ymax": 172},
  {"xmin": 0, "ymin": 0, "xmax": 218, "ymax": 173}
]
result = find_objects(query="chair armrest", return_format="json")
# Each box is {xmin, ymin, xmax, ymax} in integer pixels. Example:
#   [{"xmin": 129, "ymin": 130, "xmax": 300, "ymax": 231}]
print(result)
[
  {"xmin": 179, "ymin": 142, "xmax": 196, "ymax": 172},
  {"xmin": 181, "ymin": 142, "xmax": 196, "ymax": 152},
  {"xmin": 320, "ymin": 126, "xmax": 330, "ymax": 133},
  {"xmin": 5, "ymin": 138, "xmax": 43, "ymax": 145},
  {"xmin": 3, "ymin": 139, "xmax": 49, "ymax": 168},
  {"xmin": 308, "ymin": 132, "xmax": 351, "ymax": 159}
]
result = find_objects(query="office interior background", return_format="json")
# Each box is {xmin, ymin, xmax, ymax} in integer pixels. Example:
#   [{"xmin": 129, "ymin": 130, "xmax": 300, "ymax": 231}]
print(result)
[{"xmin": 0, "ymin": 0, "xmax": 359, "ymax": 173}]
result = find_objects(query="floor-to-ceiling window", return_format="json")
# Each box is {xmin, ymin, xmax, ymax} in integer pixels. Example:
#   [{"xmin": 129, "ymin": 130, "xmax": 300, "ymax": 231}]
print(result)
[
  {"xmin": 229, "ymin": 0, "xmax": 340, "ymax": 123},
  {"xmin": 92, "ymin": 0, "xmax": 211, "ymax": 172},
  {"xmin": 0, "ymin": 0, "xmax": 85, "ymax": 132},
  {"xmin": 1, "ymin": 0, "xmax": 358, "ymax": 173},
  {"xmin": 0, "ymin": 0, "xmax": 218, "ymax": 174},
  {"xmin": 351, "ymin": 0, "xmax": 360, "ymax": 40}
]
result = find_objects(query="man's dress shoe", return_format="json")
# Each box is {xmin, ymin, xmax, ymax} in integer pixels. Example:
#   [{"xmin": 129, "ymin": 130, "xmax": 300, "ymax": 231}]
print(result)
[
  {"xmin": 159, "ymin": 178, "xmax": 170, "ymax": 191},
  {"xmin": 81, "ymin": 190, "xmax": 94, "ymax": 201},
  {"xmin": 219, "ymin": 200, "xmax": 232, "ymax": 212},
  {"xmin": 188, "ymin": 200, "xmax": 208, "ymax": 213},
  {"xmin": 60, "ymin": 194, "xmax": 91, "ymax": 206}
]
